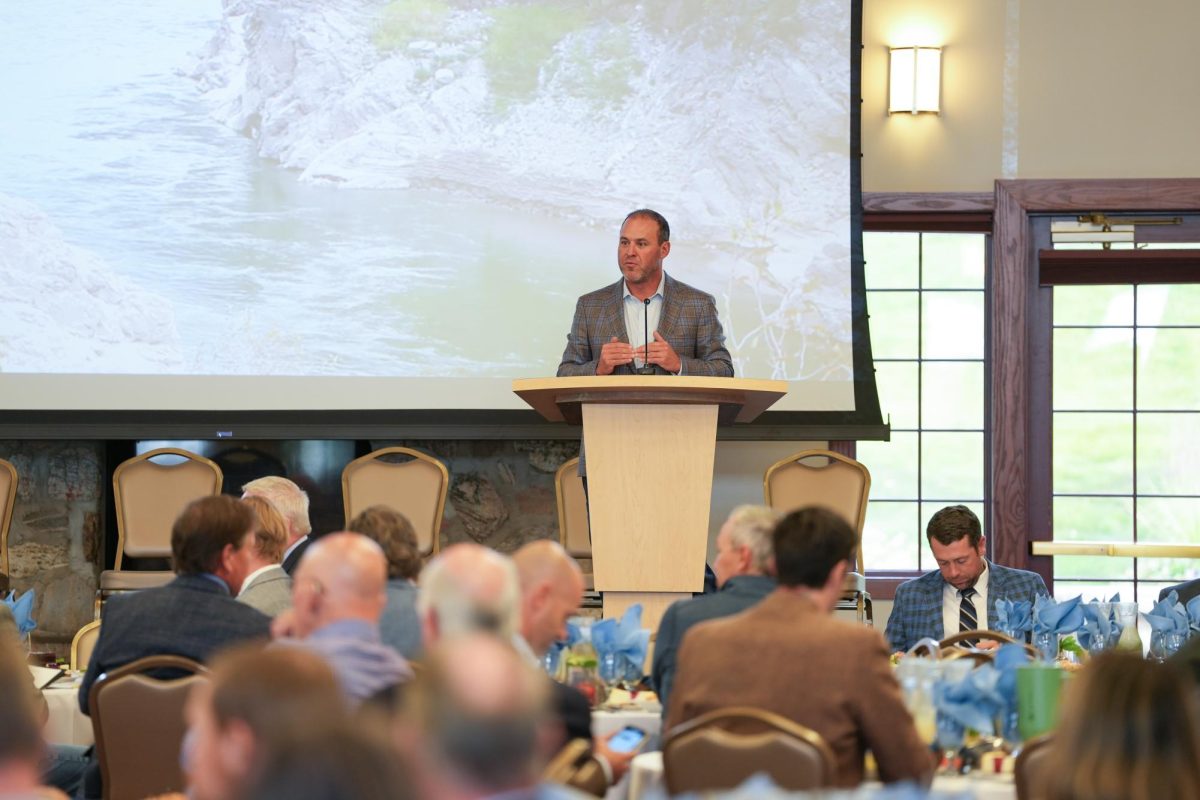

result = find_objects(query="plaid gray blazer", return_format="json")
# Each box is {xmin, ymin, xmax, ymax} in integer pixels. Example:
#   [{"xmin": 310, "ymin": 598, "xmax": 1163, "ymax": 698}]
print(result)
[
  {"xmin": 556, "ymin": 274, "xmax": 734, "ymax": 377},
  {"xmin": 884, "ymin": 562, "xmax": 1048, "ymax": 653}
]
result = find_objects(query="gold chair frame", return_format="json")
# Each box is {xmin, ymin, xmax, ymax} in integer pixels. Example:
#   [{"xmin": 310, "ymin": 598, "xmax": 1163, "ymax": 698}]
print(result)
[
  {"xmin": 0, "ymin": 457, "xmax": 16, "ymax": 579},
  {"xmin": 112, "ymin": 448, "xmax": 223, "ymax": 570},
  {"xmin": 70, "ymin": 620, "xmax": 102, "ymax": 671},
  {"xmin": 940, "ymin": 629, "xmax": 1040, "ymax": 661},
  {"xmin": 763, "ymin": 449, "xmax": 872, "ymax": 622},
  {"xmin": 664, "ymin": 706, "xmax": 837, "ymax": 794},
  {"xmin": 341, "ymin": 446, "xmax": 449, "ymax": 558}
]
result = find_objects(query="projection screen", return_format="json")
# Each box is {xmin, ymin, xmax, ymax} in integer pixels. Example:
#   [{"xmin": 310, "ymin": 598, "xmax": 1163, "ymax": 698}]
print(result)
[{"xmin": 0, "ymin": 0, "xmax": 876, "ymax": 427}]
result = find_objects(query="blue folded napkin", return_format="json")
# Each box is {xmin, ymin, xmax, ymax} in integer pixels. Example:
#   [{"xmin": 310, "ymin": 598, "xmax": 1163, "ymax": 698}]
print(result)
[
  {"xmin": 1145, "ymin": 591, "xmax": 1189, "ymax": 634},
  {"xmin": 548, "ymin": 619, "xmax": 587, "ymax": 663},
  {"xmin": 1077, "ymin": 602, "xmax": 1115, "ymax": 650},
  {"xmin": 1032, "ymin": 594, "xmax": 1084, "ymax": 636},
  {"xmin": 590, "ymin": 604, "xmax": 650, "ymax": 680},
  {"xmin": 1, "ymin": 590, "xmax": 36, "ymax": 635},
  {"xmin": 995, "ymin": 599, "xmax": 1033, "ymax": 634},
  {"xmin": 933, "ymin": 663, "xmax": 1003, "ymax": 735},
  {"xmin": 1186, "ymin": 594, "xmax": 1200, "ymax": 634}
]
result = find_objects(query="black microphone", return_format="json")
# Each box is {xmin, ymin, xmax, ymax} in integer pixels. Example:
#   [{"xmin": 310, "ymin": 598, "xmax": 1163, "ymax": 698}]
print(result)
[{"xmin": 636, "ymin": 297, "xmax": 655, "ymax": 375}]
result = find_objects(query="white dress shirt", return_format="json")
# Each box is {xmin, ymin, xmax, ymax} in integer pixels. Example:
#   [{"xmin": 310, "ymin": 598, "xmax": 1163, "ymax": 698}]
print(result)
[
  {"xmin": 623, "ymin": 273, "xmax": 680, "ymax": 374},
  {"xmin": 942, "ymin": 561, "xmax": 990, "ymax": 638}
]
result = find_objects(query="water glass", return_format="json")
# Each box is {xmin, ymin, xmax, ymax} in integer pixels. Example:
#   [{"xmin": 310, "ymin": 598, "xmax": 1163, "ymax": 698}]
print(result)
[{"xmin": 1033, "ymin": 630, "xmax": 1058, "ymax": 662}]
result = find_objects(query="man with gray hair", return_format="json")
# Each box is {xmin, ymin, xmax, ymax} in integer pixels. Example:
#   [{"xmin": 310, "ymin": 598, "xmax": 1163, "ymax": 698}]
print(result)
[
  {"xmin": 241, "ymin": 475, "xmax": 312, "ymax": 575},
  {"xmin": 418, "ymin": 543, "xmax": 521, "ymax": 646},
  {"xmin": 651, "ymin": 505, "xmax": 779, "ymax": 713}
]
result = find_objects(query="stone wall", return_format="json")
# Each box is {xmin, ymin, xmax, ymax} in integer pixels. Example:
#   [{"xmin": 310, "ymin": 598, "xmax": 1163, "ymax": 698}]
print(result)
[{"xmin": 0, "ymin": 441, "xmax": 104, "ymax": 652}]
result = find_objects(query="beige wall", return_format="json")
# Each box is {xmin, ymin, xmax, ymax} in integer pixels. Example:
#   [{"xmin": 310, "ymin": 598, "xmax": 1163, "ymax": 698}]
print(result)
[{"xmin": 863, "ymin": 0, "xmax": 1200, "ymax": 191}]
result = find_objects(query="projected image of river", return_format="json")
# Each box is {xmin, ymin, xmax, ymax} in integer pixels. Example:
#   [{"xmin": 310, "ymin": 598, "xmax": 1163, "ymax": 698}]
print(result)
[{"xmin": 0, "ymin": 0, "xmax": 853, "ymax": 388}]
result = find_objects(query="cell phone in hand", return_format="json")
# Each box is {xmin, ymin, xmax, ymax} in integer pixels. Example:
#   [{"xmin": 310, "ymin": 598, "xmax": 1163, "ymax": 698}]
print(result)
[{"xmin": 607, "ymin": 724, "xmax": 648, "ymax": 753}]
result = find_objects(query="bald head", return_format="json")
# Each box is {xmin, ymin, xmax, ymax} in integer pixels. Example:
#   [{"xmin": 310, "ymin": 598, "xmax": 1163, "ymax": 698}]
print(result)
[
  {"xmin": 418, "ymin": 544, "xmax": 520, "ymax": 647},
  {"xmin": 291, "ymin": 532, "xmax": 388, "ymax": 637},
  {"xmin": 403, "ymin": 634, "xmax": 547, "ymax": 793},
  {"xmin": 513, "ymin": 540, "xmax": 584, "ymax": 656}
]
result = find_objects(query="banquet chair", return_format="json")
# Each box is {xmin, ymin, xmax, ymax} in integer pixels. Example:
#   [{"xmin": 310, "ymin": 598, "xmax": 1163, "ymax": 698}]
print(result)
[
  {"xmin": 0, "ymin": 457, "xmax": 17, "ymax": 583},
  {"xmin": 543, "ymin": 738, "xmax": 608, "ymax": 797},
  {"xmin": 99, "ymin": 448, "xmax": 223, "ymax": 616},
  {"xmin": 764, "ymin": 449, "xmax": 872, "ymax": 623},
  {"xmin": 1015, "ymin": 734, "xmax": 1054, "ymax": 800},
  {"xmin": 663, "ymin": 706, "xmax": 836, "ymax": 794},
  {"xmin": 71, "ymin": 620, "xmax": 101, "ymax": 671},
  {"xmin": 88, "ymin": 654, "xmax": 209, "ymax": 800},
  {"xmin": 555, "ymin": 457, "xmax": 594, "ymax": 590},
  {"xmin": 941, "ymin": 630, "xmax": 1040, "ymax": 660},
  {"xmin": 341, "ymin": 447, "xmax": 449, "ymax": 559}
]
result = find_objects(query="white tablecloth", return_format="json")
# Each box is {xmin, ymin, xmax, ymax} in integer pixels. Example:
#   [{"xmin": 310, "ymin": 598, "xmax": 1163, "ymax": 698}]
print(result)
[
  {"xmin": 44, "ymin": 684, "xmax": 93, "ymax": 747},
  {"xmin": 627, "ymin": 751, "xmax": 1016, "ymax": 800}
]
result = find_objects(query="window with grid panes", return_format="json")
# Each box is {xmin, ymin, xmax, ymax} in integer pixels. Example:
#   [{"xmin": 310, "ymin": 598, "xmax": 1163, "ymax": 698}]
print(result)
[
  {"xmin": 859, "ymin": 232, "xmax": 988, "ymax": 572},
  {"xmin": 1051, "ymin": 282, "xmax": 1200, "ymax": 605}
]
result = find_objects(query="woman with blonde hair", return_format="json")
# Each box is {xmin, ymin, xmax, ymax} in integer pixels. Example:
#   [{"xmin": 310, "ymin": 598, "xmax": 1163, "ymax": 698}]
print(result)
[{"xmin": 1041, "ymin": 651, "xmax": 1200, "ymax": 800}]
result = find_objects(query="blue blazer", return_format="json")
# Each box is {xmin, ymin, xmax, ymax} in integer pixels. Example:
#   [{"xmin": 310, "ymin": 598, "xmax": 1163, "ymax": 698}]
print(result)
[{"xmin": 884, "ymin": 562, "xmax": 1047, "ymax": 653}]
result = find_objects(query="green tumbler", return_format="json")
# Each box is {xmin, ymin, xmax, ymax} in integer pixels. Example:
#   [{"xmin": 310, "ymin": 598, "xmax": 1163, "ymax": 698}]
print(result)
[{"xmin": 1017, "ymin": 663, "xmax": 1065, "ymax": 740}]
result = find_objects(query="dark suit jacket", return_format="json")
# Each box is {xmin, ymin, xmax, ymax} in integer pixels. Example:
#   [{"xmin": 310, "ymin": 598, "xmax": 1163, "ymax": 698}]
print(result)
[
  {"xmin": 281, "ymin": 535, "xmax": 311, "ymax": 576},
  {"xmin": 884, "ymin": 562, "xmax": 1048, "ymax": 653},
  {"xmin": 665, "ymin": 591, "xmax": 930, "ymax": 788},
  {"xmin": 80, "ymin": 574, "xmax": 272, "ymax": 714},
  {"xmin": 556, "ymin": 274, "xmax": 733, "ymax": 378},
  {"xmin": 552, "ymin": 680, "xmax": 594, "ymax": 743},
  {"xmin": 651, "ymin": 574, "xmax": 776, "ymax": 714},
  {"xmin": 1161, "ymin": 578, "xmax": 1200, "ymax": 605}
]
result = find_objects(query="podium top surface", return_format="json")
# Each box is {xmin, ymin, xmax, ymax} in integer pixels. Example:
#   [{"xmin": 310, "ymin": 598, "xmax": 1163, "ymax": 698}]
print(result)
[{"xmin": 512, "ymin": 376, "xmax": 788, "ymax": 425}]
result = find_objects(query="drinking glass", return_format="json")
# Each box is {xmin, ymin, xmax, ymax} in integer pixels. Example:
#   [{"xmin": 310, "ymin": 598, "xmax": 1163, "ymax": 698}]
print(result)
[
  {"xmin": 936, "ymin": 712, "xmax": 965, "ymax": 774},
  {"xmin": 1033, "ymin": 631, "xmax": 1058, "ymax": 662},
  {"xmin": 1114, "ymin": 603, "xmax": 1143, "ymax": 653}
]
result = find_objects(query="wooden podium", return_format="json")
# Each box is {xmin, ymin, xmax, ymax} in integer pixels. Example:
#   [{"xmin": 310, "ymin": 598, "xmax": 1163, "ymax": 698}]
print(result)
[{"xmin": 512, "ymin": 376, "xmax": 787, "ymax": 628}]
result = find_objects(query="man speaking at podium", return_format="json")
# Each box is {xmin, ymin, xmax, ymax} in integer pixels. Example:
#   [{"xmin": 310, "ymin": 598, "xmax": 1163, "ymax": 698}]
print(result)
[{"xmin": 556, "ymin": 209, "xmax": 734, "ymax": 379}]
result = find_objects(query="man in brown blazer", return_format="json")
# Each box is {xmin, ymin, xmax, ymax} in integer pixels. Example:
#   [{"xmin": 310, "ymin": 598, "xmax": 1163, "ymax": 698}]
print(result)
[{"xmin": 665, "ymin": 507, "xmax": 932, "ymax": 788}]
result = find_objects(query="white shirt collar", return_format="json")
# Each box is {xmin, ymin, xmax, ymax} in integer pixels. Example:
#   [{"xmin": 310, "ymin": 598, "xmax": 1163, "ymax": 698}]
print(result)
[{"xmin": 622, "ymin": 272, "xmax": 665, "ymax": 301}]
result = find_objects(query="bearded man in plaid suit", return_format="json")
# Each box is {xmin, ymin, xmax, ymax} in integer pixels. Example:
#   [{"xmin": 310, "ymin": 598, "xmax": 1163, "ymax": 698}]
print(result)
[
  {"xmin": 885, "ymin": 505, "xmax": 1048, "ymax": 654},
  {"xmin": 556, "ymin": 209, "xmax": 733, "ymax": 380}
]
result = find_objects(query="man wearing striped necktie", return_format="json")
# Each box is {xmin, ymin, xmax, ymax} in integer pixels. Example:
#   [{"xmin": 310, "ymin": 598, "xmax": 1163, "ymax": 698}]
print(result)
[{"xmin": 885, "ymin": 505, "xmax": 1048, "ymax": 654}]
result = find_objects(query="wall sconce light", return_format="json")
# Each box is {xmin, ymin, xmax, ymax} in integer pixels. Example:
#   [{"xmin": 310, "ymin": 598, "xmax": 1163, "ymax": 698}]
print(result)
[{"xmin": 888, "ymin": 46, "xmax": 941, "ymax": 114}]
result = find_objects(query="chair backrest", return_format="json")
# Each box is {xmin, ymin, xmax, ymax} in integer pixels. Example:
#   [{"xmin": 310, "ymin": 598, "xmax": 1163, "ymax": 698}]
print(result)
[
  {"xmin": 0, "ymin": 457, "xmax": 17, "ymax": 578},
  {"xmin": 542, "ymin": 738, "xmax": 608, "ymax": 797},
  {"xmin": 89, "ymin": 654, "xmax": 209, "ymax": 800},
  {"xmin": 1015, "ymin": 734, "xmax": 1054, "ymax": 800},
  {"xmin": 663, "ymin": 706, "xmax": 837, "ymax": 795},
  {"xmin": 763, "ymin": 449, "xmax": 870, "ymax": 572},
  {"xmin": 71, "ymin": 620, "xmax": 102, "ymax": 671},
  {"xmin": 341, "ymin": 447, "xmax": 449, "ymax": 558},
  {"xmin": 113, "ymin": 449, "xmax": 223, "ymax": 569},
  {"xmin": 555, "ymin": 458, "xmax": 590, "ymax": 559},
  {"xmin": 941, "ymin": 630, "xmax": 1040, "ymax": 661}
]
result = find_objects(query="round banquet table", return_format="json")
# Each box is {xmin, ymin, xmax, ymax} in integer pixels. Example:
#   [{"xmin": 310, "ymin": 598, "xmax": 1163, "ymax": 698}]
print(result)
[
  {"xmin": 591, "ymin": 707, "xmax": 662, "ymax": 800},
  {"xmin": 626, "ymin": 750, "xmax": 1016, "ymax": 800},
  {"xmin": 44, "ymin": 683, "xmax": 94, "ymax": 747}
]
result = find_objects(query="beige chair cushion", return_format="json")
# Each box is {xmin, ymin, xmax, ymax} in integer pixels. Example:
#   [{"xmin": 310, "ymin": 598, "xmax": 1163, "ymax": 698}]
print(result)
[
  {"xmin": 99, "ymin": 570, "xmax": 175, "ymax": 591},
  {"xmin": 342, "ymin": 449, "xmax": 448, "ymax": 557}
]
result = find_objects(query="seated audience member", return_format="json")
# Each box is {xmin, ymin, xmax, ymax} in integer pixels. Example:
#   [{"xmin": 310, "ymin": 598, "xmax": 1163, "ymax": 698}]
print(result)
[
  {"xmin": 885, "ymin": 504, "xmax": 1048, "ymax": 653},
  {"xmin": 184, "ymin": 645, "xmax": 348, "ymax": 800},
  {"xmin": 1160, "ymin": 576, "xmax": 1200, "ymax": 605},
  {"xmin": 236, "ymin": 495, "xmax": 293, "ymax": 617},
  {"xmin": 236, "ymin": 721, "xmax": 414, "ymax": 800},
  {"xmin": 348, "ymin": 505, "xmax": 423, "ymax": 659},
  {"xmin": 652, "ymin": 505, "xmax": 779, "ymax": 713},
  {"xmin": 1041, "ymin": 652, "xmax": 1200, "ymax": 800},
  {"xmin": 397, "ymin": 633, "xmax": 569, "ymax": 800},
  {"xmin": 418, "ymin": 543, "xmax": 522, "ymax": 644},
  {"xmin": 273, "ymin": 532, "xmax": 413, "ymax": 705},
  {"xmin": 80, "ymin": 495, "xmax": 271, "ymax": 714},
  {"xmin": 513, "ymin": 540, "xmax": 634, "ymax": 783},
  {"xmin": 665, "ymin": 506, "xmax": 932, "ymax": 788},
  {"xmin": 0, "ymin": 638, "xmax": 68, "ymax": 799},
  {"xmin": 242, "ymin": 476, "xmax": 312, "ymax": 575}
]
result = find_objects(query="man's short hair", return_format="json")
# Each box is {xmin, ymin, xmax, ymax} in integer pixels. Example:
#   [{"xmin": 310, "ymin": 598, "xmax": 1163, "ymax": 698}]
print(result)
[
  {"xmin": 242, "ymin": 475, "xmax": 312, "ymax": 537},
  {"xmin": 773, "ymin": 506, "xmax": 857, "ymax": 589},
  {"xmin": 623, "ymin": 208, "xmax": 670, "ymax": 244},
  {"xmin": 242, "ymin": 494, "xmax": 289, "ymax": 563},
  {"xmin": 418, "ymin": 548, "xmax": 520, "ymax": 641},
  {"xmin": 348, "ymin": 506, "xmax": 422, "ymax": 581},
  {"xmin": 171, "ymin": 495, "xmax": 255, "ymax": 575},
  {"xmin": 725, "ymin": 504, "xmax": 780, "ymax": 574},
  {"xmin": 926, "ymin": 505, "xmax": 983, "ymax": 548}
]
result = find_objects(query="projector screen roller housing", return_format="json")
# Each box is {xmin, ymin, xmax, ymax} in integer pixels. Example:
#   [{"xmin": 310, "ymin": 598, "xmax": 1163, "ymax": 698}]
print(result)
[{"xmin": 0, "ymin": 0, "xmax": 878, "ymax": 431}]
